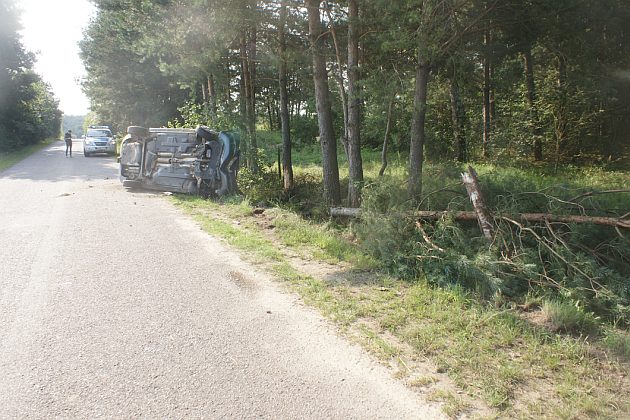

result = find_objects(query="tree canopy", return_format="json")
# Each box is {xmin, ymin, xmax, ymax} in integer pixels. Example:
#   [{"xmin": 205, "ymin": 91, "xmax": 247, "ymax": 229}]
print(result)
[
  {"xmin": 0, "ymin": 0, "xmax": 62, "ymax": 151},
  {"xmin": 79, "ymin": 0, "xmax": 630, "ymax": 203}
]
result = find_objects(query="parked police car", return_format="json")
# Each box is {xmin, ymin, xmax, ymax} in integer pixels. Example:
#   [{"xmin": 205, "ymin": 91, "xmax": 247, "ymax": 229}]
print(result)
[{"xmin": 83, "ymin": 125, "xmax": 116, "ymax": 157}]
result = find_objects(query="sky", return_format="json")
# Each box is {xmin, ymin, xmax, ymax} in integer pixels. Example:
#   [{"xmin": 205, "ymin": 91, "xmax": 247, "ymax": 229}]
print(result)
[{"xmin": 18, "ymin": 0, "xmax": 96, "ymax": 116}]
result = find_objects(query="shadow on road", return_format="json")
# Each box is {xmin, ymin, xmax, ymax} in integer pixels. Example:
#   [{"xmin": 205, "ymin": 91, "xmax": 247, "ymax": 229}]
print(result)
[
  {"xmin": 2, "ymin": 141, "xmax": 182, "ymax": 200},
  {"xmin": 1, "ymin": 141, "xmax": 119, "ymax": 183},
  {"xmin": 121, "ymin": 181, "xmax": 171, "ymax": 197}
]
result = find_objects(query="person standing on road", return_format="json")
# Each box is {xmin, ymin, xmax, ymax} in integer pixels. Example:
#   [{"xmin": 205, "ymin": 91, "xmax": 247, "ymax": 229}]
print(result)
[{"xmin": 65, "ymin": 130, "xmax": 72, "ymax": 157}]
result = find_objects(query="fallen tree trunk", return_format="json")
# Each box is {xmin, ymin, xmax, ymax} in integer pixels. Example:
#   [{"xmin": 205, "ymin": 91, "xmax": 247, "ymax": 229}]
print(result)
[
  {"xmin": 461, "ymin": 166, "xmax": 494, "ymax": 240},
  {"xmin": 510, "ymin": 213, "xmax": 630, "ymax": 229},
  {"xmin": 330, "ymin": 207, "xmax": 363, "ymax": 217},
  {"xmin": 330, "ymin": 208, "xmax": 630, "ymax": 229}
]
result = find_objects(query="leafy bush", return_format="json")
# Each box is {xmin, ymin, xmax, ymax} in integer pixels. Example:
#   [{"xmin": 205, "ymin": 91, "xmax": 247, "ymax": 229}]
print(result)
[
  {"xmin": 237, "ymin": 156, "xmax": 284, "ymax": 206},
  {"xmin": 290, "ymin": 115, "xmax": 319, "ymax": 146},
  {"xmin": 282, "ymin": 172, "xmax": 329, "ymax": 219}
]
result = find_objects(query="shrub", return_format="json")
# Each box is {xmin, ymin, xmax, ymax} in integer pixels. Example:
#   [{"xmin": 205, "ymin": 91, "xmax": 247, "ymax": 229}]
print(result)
[
  {"xmin": 542, "ymin": 300, "xmax": 600, "ymax": 335},
  {"xmin": 281, "ymin": 172, "xmax": 329, "ymax": 219},
  {"xmin": 602, "ymin": 330, "xmax": 630, "ymax": 359},
  {"xmin": 238, "ymin": 161, "xmax": 283, "ymax": 206}
]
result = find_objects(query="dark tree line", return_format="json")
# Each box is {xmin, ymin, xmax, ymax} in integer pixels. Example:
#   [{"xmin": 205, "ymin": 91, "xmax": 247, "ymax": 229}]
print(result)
[
  {"xmin": 0, "ymin": 0, "xmax": 62, "ymax": 151},
  {"xmin": 80, "ymin": 0, "xmax": 630, "ymax": 205}
]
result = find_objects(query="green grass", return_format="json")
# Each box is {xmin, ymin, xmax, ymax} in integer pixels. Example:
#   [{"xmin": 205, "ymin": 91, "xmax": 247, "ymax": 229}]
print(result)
[
  {"xmin": 429, "ymin": 389, "xmax": 468, "ymax": 418},
  {"xmin": 174, "ymin": 196, "xmax": 283, "ymax": 263},
  {"xmin": 356, "ymin": 323, "xmax": 401, "ymax": 359},
  {"xmin": 171, "ymin": 134, "xmax": 630, "ymax": 418},
  {"xmin": 0, "ymin": 139, "xmax": 56, "ymax": 172},
  {"xmin": 269, "ymin": 209, "xmax": 377, "ymax": 268},
  {"xmin": 603, "ymin": 330, "xmax": 630, "ymax": 359},
  {"xmin": 173, "ymin": 193, "xmax": 630, "ymax": 418},
  {"xmin": 542, "ymin": 300, "xmax": 600, "ymax": 335}
]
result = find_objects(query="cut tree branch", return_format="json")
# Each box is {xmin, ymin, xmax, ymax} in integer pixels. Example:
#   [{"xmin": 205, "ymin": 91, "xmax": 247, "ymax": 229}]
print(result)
[
  {"xmin": 329, "ymin": 208, "xmax": 630, "ymax": 229},
  {"xmin": 569, "ymin": 189, "xmax": 630, "ymax": 203}
]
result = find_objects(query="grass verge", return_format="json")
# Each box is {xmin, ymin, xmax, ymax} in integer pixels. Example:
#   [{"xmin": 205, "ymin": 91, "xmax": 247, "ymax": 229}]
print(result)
[
  {"xmin": 0, "ymin": 139, "xmax": 56, "ymax": 172},
  {"xmin": 172, "ymin": 194, "xmax": 629, "ymax": 419}
]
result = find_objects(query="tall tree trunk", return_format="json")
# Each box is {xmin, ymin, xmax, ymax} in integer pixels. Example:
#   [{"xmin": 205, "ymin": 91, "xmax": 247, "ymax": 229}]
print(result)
[
  {"xmin": 201, "ymin": 79, "xmax": 207, "ymax": 104},
  {"xmin": 241, "ymin": 31, "xmax": 258, "ymax": 170},
  {"xmin": 324, "ymin": 2, "xmax": 349, "ymax": 156},
  {"xmin": 307, "ymin": 0, "xmax": 341, "ymax": 205},
  {"xmin": 482, "ymin": 30, "xmax": 491, "ymax": 158},
  {"xmin": 248, "ymin": 25, "xmax": 257, "ymax": 150},
  {"xmin": 266, "ymin": 91, "xmax": 273, "ymax": 129},
  {"xmin": 554, "ymin": 54, "xmax": 569, "ymax": 170},
  {"xmin": 523, "ymin": 46, "xmax": 543, "ymax": 161},
  {"xmin": 490, "ymin": 62, "xmax": 495, "ymax": 124},
  {"xmin": 247, "ymin": 25, "xmax": 258, "ymax": 168},
  {"xmin": 379, "ymin": 95, "xmax": 394, "ymax": 177},
  {"xmin": 408, "ymin": 55, "xmax": 430, "ymax": 201},
  {"xmin": 450, "ymin": 77, "xmax": 467, "ymax": 162},
  {"xmin": 207, "ymin": 74, "xmax": 217, "ymax": 119},
  {"xmin": 239, "ymin": 34, "xmax": 249, "ymax": 162},
  {"xmin": 346, "ymin": 0, "xmax": 363, "ymax": 207},
  {"xmin": 279, "ymin": 0, "xmax": 293, "ymax": 192},
  {"xmin": 225, "ymin": 57, "xmax": 233, "ymax": 117}
]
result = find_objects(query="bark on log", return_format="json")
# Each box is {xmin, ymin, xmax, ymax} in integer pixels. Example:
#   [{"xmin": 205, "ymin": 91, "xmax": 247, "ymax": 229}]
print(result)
[
  {"xmin": 329, "ymin": 207, "xmax": 630, "ymax": 229},
  {"xmin": 510, "ymin": 213, "xmax": 630, "ymax": 229},
  {"xmin": 331, "ymin": 207, "xmax": 362, "ymax": 217},
  {"xmin": 461, "ymin": 166, "xmax": 494, "ymax": 240}
]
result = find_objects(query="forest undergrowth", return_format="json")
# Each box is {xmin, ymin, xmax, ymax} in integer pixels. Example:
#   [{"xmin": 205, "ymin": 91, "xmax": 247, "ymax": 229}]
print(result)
[
  {"xmin": 174, "ymin": 140, "xmax": 630, "ymax": 418},
  {"xmin": 248, "ymin": 139, "xmax": 630, "ymax": 335}
]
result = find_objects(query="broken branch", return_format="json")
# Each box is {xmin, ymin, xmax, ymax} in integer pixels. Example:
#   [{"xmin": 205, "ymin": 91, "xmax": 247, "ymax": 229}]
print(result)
[{"xmin": 330, "ymin": 208, "xmax": 630, "ymax": 230}]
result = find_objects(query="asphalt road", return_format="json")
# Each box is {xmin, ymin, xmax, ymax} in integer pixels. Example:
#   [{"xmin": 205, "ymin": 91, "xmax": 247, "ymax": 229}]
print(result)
[{"xmin": 0, "ymin": 140, "xmax": 443, "ymax": 419}]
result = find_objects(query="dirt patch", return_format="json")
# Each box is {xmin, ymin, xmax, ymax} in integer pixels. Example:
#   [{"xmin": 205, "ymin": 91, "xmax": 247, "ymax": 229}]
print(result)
[
  {"xmin": 228, "ymin": 270, "xmax": 258, "ymax": 296},
  {"xmin": 519, "ymin": 308, "xmax": 555, "ymax": 331}
]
